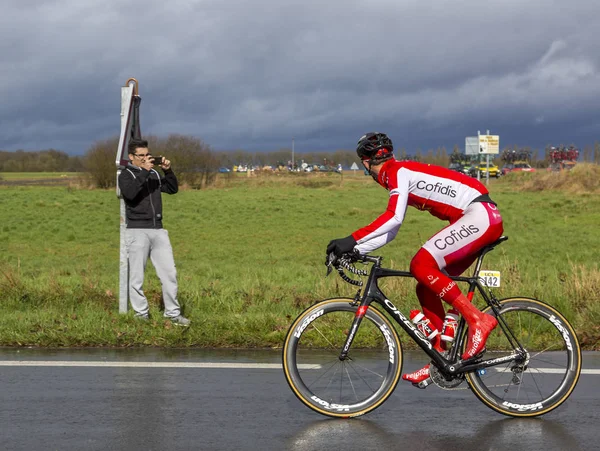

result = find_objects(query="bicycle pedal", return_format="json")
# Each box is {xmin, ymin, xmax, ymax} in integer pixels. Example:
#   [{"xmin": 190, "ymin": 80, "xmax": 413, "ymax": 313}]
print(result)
[{"xmin": 413, "ymin": 377, "xmax": 433, "ymax": 389}]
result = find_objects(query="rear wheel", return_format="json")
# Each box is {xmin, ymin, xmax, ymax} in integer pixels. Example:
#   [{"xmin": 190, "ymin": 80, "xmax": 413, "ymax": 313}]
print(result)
[
  {"xmin": 465, "ymin": 298, "xmax": 581, "ymax": 417},
  {"xmin": 282, "ymin": 298, "xmax": 403, "ymax": 418}
]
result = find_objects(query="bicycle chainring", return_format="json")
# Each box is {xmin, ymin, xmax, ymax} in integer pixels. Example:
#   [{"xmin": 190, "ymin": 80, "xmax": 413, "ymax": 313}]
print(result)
[{"xmin": 430, "ymin": 355, "xmax": 465, "ymax": 390}]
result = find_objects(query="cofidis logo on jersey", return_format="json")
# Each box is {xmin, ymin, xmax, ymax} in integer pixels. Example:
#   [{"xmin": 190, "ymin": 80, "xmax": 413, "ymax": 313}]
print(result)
[
  {"xmin": 416, "ymin": 181, "xmax": 457, "ymax": 198},
  {"xmin": 434, "ymin": 224, "xmax": 480, "ymax": 249}
]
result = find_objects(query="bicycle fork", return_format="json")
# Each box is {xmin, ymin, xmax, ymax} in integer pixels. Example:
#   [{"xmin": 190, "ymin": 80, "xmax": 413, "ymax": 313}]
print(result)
[{"xmin": 338, "ymin": 304, "xmax": 369, "ymax": 361}]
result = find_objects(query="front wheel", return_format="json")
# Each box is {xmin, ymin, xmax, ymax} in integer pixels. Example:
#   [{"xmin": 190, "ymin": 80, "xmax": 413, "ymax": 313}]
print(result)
[
  {"xmin": 282, "ymin": 298, "xmax": 403, "ymax": 418},
  {"xmin": 465, "ymin": 297, "xmax": 581, "ymax": 417}
]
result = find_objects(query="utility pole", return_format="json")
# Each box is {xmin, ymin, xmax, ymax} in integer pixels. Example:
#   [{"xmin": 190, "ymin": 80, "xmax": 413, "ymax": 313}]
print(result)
[
  {"xmin": 292, "ymin": 137, "xmax": 295, "ymax": 170},
  {"xmin": 477, "ymin": 130, "xmax": 481, "ymax": 182},
  {"xmin": 486, "ymin": 129, "xmax": 490, "ymax": 186},
  {"xmin": 477, "ymin": 129, "xmax": 492, "ymax": 185}
]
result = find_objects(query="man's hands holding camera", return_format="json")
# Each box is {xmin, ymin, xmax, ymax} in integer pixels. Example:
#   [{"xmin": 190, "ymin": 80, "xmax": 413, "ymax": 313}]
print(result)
[
  {"xmin": 152, "ymin": 156, "xmax": 171, "ymax": 170},
  {"xmin": 140, "ymin": 155, "xmax": 171, "ymax": 171}
]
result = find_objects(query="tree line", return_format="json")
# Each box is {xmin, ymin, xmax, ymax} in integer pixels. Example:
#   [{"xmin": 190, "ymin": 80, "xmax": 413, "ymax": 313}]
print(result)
[
  {"xmin": 86, "ymin": 135, "xmax": 219, "ymax": 189},
  {"xmin": 2, "ymin": 137, "xmax": 600, "ymax": 189},
  {"xmin": 0, "ymin": 149, "xmax": 84, "ymax": 172}
]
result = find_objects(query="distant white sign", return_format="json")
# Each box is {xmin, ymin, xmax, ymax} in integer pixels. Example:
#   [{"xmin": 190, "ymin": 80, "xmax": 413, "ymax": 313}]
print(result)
[
  {"xmin": 350, "ymin": 162, "xmax": 359, "ymax": 170},
  {"xmin": 465, "ymin": 137, "xmax": 479, "ymax": 155},
  {"xmin": 479, "ymin": 135, "xmax": 500, "ymax": 154}
]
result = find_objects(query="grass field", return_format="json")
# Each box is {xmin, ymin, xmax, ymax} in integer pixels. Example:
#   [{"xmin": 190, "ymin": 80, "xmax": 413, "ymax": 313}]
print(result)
[
  {"xmin": 0, "ymin": 172, "xmax": 79, "ymax": 180},
  {"xmin": 1, "ymin": 168, "xmax": 599, "ymax": 349}
]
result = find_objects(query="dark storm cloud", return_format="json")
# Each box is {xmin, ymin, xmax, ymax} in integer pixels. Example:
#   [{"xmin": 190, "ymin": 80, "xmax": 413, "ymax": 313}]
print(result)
[{"xmin": 1, "ymin": 0, "xmax": 599, "ymax": 154}]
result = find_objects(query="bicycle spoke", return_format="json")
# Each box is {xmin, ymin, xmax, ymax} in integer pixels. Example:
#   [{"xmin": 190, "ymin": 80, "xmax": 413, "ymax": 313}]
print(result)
[
  {"xmin": 528, "ymin": 356, "xmax": 568, "ymax": 368},
  {"xmin": 304, "ymin": 359, "xmax": 341, "ymax": 390},
  {"xmin": 308, "ymin": 323, "xmax": 346, "ymax": 354},
  {"xmin": 343, "ymin": 364, "xmax": 360, "ymax": 402},
  {"xmin": 346, "ymin": 358, "xmax": 386, "ymax": 379},
  {"xmin": 340, "ymin": 364, "xmax": 344, "ymax": 402},
  {"xmin": 522, "ymin": 369, "xmax": 545, "ymax": 403},
  {"xmin": 528, "ymin": 347, "xmax": 565, "ymax": 361},
  {"xmin": 346, "ymin": 360, "xmax": 380, "ymax": 394}
]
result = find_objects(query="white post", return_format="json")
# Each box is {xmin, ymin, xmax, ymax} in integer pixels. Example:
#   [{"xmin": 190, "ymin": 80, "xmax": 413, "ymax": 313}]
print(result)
[
  {"xmin": 118, "ymin": 197, "xmax": 128, "ymax": 313},
  {"xmin": 116, "ymin": 83, "xmax": 136, "ymax": 313},
  {"xmin": 292, "ymin": 138, "xmax": 295, "ymax": 171}
]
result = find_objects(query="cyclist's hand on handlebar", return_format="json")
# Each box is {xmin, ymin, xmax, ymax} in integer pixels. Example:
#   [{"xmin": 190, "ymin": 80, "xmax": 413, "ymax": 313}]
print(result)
[
  {"xmin": 326, "ymin": 235, "xmax": 357, "ymax": 257},
  {"xmin": 325, "ymin": 249, "xmax": 367, "ymax": 284},
  {"xmin": 325, "ymin": 248, "xmax": 360, "ymax": 271}
]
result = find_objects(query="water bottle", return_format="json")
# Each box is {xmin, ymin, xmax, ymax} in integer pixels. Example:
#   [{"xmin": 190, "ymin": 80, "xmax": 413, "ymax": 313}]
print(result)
[
  {"xmin": 409, "ymin": 310, "xmax": 439, "ymax": 340},
  {"xmin": 441, "ymin": 308, "xmax": 459, "ymax": 343}
]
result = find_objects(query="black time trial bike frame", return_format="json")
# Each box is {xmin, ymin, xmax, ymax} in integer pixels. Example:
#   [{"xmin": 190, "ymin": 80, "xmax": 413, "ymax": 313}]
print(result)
[{"xmin": 335, "ymin": 236, "xmax": 526, "ymax": 379}]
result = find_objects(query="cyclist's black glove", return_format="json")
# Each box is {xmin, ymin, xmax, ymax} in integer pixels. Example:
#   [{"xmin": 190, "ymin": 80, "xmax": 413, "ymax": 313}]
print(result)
[{"xmin": 326, "ymin": 235, "xmax": 357, "ymax": 257}]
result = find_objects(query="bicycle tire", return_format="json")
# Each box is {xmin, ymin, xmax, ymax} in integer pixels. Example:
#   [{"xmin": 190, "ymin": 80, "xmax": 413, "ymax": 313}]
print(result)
[
  {"xmin": 282, "ymin": 298, "xmax": 403, "ymax": 418},
  {"xmin": 465, "ymin": 297, "xmax": 581, "ymax": 417}
]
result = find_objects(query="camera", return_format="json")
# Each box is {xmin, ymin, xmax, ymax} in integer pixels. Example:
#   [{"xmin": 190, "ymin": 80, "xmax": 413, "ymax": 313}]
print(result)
[{"xmin": 152, "ymin": 156, "xmax": 164, "ymax": 166}]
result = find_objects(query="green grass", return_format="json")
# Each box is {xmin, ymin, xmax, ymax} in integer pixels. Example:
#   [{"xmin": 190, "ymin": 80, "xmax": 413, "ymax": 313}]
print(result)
[
  {"xmin": 1, "ymin": 171, "xmax": 599, "ymax": 349},
  {"xmin": 0, "ymin": 172, "xmax": 79, "ymax": 180}
]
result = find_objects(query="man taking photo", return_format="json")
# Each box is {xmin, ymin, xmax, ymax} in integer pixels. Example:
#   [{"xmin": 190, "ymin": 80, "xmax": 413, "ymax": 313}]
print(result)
[{"xmin": 118, "ymin": 138, "xmax": 190, "ymax": 326}]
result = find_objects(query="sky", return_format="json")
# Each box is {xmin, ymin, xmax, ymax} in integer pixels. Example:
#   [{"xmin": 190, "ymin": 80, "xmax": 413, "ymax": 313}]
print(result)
[{"xmin": 2, "ymin": 0, "xmax": 599, "ymax": 156}]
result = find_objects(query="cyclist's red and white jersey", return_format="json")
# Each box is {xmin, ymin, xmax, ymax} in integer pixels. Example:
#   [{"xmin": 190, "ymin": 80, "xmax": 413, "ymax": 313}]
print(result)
[{"xmin": 353, "ymin": 160, "xmax": 490, "ymax": 253}]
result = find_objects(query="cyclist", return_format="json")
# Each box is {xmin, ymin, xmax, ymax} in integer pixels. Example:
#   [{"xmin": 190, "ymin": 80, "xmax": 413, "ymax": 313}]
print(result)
[{"xmin": 327, "ymin": 132, "xmax": 503, "ymax": 386}]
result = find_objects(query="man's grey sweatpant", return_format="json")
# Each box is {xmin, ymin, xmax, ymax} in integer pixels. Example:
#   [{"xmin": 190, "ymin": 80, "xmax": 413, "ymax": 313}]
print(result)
[{"xmin": 125, "ymin": 228, "xmax": 181, "ymax": 318}]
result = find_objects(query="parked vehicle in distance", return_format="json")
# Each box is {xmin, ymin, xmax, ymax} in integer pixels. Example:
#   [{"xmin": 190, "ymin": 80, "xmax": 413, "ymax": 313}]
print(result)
[
  {"xmin": 501, "ymin": 162, "xmax": 536, "ymax": 175},
  {"xmin": 448, "ymin": 162, "xmax": 470, "ymax": 175},
  {"xmin": 469, "ymin": 163, "xmax": 500, "ymax": 178},
  {"xmin": 219, "ymin": 167, "xmax": 231, "ymax": 173}
]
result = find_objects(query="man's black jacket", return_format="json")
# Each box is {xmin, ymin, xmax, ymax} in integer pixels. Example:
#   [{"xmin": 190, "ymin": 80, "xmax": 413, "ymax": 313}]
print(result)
[{"xmin": 118, "ymin": 164, "xmax": 178, "ymax": 229}]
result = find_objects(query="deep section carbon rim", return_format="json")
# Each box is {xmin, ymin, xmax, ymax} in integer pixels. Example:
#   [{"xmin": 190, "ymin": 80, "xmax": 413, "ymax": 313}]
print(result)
[
  {"xmin": 466, "ymin": 298, "xmax": 581, "ymax": 417},
  {"xmin": 283, "ymin": 299, "xmax": 402, "ymax": 418}
]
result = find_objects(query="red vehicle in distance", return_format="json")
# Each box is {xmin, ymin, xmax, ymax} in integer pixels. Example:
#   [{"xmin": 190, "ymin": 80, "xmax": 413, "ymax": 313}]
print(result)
[{"xmin": 501, "ymin": 161, "xmax": 536, "ymax": 175}]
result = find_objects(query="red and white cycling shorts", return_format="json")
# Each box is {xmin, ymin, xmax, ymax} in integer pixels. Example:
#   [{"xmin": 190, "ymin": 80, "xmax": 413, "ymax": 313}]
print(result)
[
  {"xmin": 408, "ymin": 201, "xmax": 503, "ymax": 329},
  {"xmin": 421, "ymin": 201, "xmax": 503, "ymax": 272}
]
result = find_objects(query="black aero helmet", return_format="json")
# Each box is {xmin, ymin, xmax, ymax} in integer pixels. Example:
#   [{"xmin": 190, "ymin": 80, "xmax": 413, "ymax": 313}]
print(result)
[{"xmin": 356, "ymin": 132, "xmax": 394, "ymax": 164}]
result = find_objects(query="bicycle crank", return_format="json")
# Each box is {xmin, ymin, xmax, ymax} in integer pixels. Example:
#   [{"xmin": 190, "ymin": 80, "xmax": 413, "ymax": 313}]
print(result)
[{"xmin": 429, "ymin": 362, "xmax": 465, "ymax": 389}]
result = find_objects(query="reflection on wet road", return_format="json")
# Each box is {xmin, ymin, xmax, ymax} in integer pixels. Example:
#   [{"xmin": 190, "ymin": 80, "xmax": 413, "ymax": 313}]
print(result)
[{"xmin": 0, "ymin": 348, "xmax": 597, "ymax": 450}]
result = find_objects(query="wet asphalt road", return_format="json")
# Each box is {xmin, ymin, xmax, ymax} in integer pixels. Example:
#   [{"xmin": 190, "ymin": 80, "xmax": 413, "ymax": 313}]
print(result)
[{"xmin": 0, "ymin": 348, "xmax": 597, "ymax": 451}]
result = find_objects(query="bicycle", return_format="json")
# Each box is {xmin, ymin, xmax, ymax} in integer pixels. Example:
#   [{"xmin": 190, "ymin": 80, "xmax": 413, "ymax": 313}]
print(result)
[{"xmin": 282, "ymin": 236, "xmax": 581, "ymax": 418}]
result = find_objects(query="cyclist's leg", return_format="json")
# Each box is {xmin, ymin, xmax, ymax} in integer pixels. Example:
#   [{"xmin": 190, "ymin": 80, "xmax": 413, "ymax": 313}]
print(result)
[
  {"xmin": 412, "ymin": 249, "xmax": 497, "ymax": 359},
  {"xmin": 416, "ymin": 282, "xmax": 445, "ymax": 334},
  {"xmin": 402, "ymin": 363, "xmax": 432, "ymax": 384},
  {"xmin": 402, "ymin": 248, "xmax": 478, "ymax": 384},
  {"xmin": 412, "ymin": 202, "xmax": 503, "ymax": 359},
  {"xmin": 402, "ymin": 283, "xmax": 444, "ymax": 384},
  {"xmin": 414, "ymin": 254, "xmax": 482, "ymax": 332},
  {"xmin": 413, "ymin": 256, "xmax": 476, "ymax": 338}
]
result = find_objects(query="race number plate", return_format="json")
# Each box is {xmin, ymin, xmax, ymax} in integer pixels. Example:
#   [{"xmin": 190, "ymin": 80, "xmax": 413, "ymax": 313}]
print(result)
[{"xmin": 479, "ymin": 270, "xmax": 501, "ymax": 288}]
